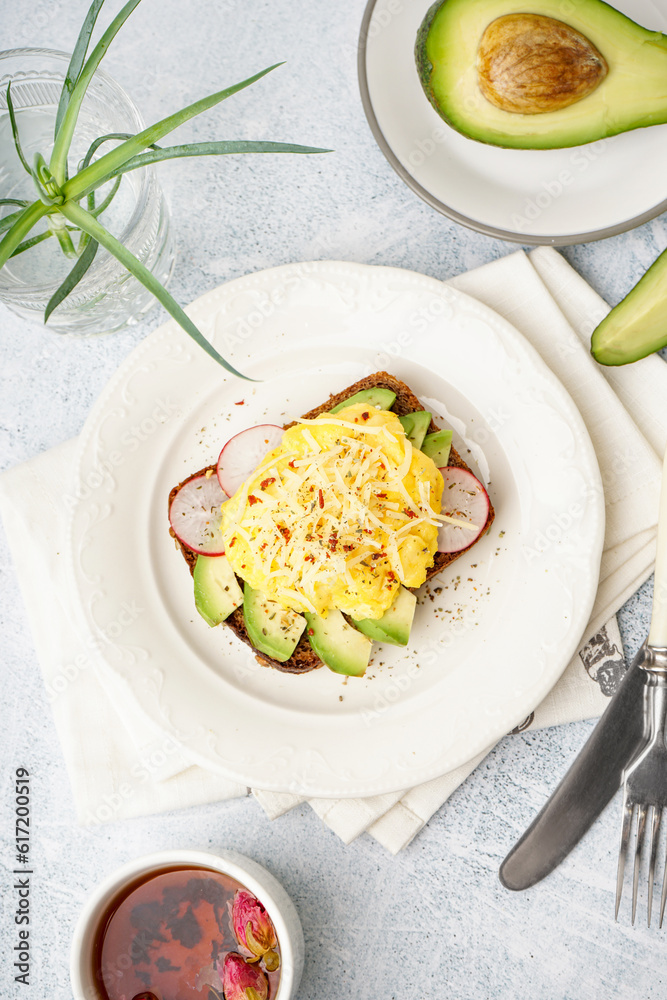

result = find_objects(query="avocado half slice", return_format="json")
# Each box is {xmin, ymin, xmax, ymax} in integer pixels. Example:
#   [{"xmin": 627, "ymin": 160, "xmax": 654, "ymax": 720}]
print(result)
[
  {"xmin": 415, "ymin": 0, "xmax": 667, "ymax": 149},
  {"xmin": 591, "ymin": 247, "xmax": 667, "ymax": 365}
]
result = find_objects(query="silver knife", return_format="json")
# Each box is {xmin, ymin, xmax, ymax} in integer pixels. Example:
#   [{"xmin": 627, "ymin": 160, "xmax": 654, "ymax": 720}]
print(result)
[
  {"xmin": 499, "ymin": 641, "xmax": 648, "ymax": 891},
  {"xmin": 502, "ymin": 445, "xmax": 667, "ymax": 892}
]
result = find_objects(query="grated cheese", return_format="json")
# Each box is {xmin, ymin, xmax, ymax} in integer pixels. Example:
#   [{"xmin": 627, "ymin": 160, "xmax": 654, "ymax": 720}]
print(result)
[{"xmin": 220, "ymin": 408, "xmax": 446, "ymax": 616}]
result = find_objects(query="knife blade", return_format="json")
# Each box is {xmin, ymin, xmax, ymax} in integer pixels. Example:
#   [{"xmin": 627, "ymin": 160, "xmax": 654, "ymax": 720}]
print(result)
[{"xmin": 499, "ymin": 641, "xmax": 649, "ymax": 891}]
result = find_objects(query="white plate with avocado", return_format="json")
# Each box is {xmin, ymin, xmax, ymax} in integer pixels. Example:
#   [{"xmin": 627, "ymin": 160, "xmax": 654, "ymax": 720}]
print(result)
[
  {"xmin": 359, "ymin": 0, "xmax": 667, "ymax": 245},
  {"xmin": 69, "ymin": 260, "xmax": 604, "ymax": 797}
]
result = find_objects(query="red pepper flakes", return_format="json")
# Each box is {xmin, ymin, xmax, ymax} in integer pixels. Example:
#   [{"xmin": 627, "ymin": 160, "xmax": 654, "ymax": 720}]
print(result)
[
  {"xmin": 343, "ymin": 543, "xmax": 354, "ymax": 552},
  {"xmin": 387, "ymin": 571, "xmax": 396, "ymax": 582},
  {"xmin": 278, "ymin": 525, "xmax": 291, "ymax": 542},
  {"xmin": 328, "ymin": 535, "xmax": 339, "ymax": 551},
  {"xmin": 361, "ymin": 411, "xmax": 370, "ymax": 420},
  {"xmin": 248, "ymin": 495, "xmax": 262, "ymax": 506},
  {"xmin": 376, "ymin": 492, "xmax": 387, "ymax": 499},
  {"xmin": 318, "ymin": 489, "xmax": 324, "ymax": 509},
  {"xmin": 308, "ymin": 628, "xmax": 314, "ymax": 636},
  {"xmin": 260, "ymin": 477, "xmax": 276, "ymax": 490},
  {"xmin": 234, "ymin": 400, "xmax": 245, "ymax": 405},
  {"xmin": 229, "ymin": 537, "xmax": 236, "ymax": 547},
  {"xmin": 288, "ymin": 460, "xmax": 296, "ymax": 469},
  {"xmin": 403, "ymin": 508, "xmax": 418, "ymax": 519}
]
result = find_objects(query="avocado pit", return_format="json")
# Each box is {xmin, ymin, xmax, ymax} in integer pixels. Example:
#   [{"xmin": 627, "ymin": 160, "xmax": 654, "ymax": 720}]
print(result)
[{"xmin": 477, "ymin": 13, "xmax": 608, "ymax": 114}]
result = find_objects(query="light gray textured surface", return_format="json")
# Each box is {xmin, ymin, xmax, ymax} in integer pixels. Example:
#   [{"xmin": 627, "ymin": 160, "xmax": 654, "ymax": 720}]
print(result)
[{"xmin": 0, "ymin": 0, "xmax": 665, "ymax": 997}]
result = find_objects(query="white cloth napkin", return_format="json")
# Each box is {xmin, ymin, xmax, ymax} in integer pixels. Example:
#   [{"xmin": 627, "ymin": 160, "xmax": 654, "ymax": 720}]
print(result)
[{"xmin": 1, "ymin": 247, "xmax": 665, "ymax": 852}]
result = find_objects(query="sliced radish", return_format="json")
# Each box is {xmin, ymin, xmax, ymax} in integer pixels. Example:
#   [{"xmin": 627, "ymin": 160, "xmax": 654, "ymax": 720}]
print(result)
[
  {"xmin": 169, "ymin": 473, "xmax": 228, "ymax": 555},
  {"xmin": 437, "ymin": 467, "xmax": 490, "ymax": 553},
  {"xmin": 217, "ymin": 423, "xmax": 284, "ymax": 496}
]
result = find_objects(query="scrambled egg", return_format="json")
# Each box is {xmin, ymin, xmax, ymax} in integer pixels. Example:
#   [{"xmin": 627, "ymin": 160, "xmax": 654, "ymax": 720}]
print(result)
[{"xmin": 220, "ymin": 404, "xmax": 443, "ymax": 620}]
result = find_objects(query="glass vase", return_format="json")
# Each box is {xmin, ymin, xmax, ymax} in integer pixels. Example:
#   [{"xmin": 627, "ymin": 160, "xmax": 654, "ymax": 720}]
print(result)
[{"xmin": 0, "ymin": 48, "xmax": 175, "ymax": 336}]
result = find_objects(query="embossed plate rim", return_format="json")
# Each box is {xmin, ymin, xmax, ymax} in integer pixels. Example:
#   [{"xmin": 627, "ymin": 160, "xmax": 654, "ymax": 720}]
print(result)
[{"xmin": 68, "ymin": 260, "xmax": 604, "ymax": 796}]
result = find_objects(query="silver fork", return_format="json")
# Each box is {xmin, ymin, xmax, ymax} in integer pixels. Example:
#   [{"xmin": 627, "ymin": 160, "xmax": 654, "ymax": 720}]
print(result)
[{"xmin": 615, "ymin": 644, "xmax": 667, "ymax": 926}]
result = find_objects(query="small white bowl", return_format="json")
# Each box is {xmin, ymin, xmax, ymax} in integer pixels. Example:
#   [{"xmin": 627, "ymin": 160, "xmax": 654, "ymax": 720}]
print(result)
[{"xmin": 70, "ymin": 848, "xmax": 304, "ymax": 1000}]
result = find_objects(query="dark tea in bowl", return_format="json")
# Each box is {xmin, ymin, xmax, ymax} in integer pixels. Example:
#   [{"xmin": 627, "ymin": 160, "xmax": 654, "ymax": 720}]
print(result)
[{"xmin": 70, "ymin": 849, "xmax": 304, "ymax": 1000}]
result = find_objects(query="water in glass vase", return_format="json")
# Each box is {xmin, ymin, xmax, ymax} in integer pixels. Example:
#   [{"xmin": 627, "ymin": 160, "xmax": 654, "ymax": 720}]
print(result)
[
  {"xmin": 0, "ymin": 50, "xmax": 174, "ymax": 336},
  {"xmin": 0, "ymin": 110, "xmax": 136, "ymax": 286}
]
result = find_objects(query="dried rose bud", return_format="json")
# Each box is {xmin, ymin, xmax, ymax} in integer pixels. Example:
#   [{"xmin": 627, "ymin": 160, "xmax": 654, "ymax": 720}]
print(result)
[
  {"xmin": 230, "ymin": 890, "xmax": 280, "ymax": 970},
  {"xmin": 219, "ymin": 952, "xmax": 269, "ymax": 1000}
]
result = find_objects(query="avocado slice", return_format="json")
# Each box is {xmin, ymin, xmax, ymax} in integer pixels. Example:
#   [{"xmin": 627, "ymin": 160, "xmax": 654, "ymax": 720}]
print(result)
[
  {"xmin": 304, "ymin": 609, "xmax": 372, "ymax": 676},
  {"xmin": 591, "ymin": 248, "xmax": 667, "ymax": 365},
  {"xmin": 352, "ymin": 587, "xmax": 417, "ymax": 647},
  {"xmin": 399, "ymin": 411, "xmax": 432, "ymax": 450},
  {"xmin": 243, "ymin": 584, "xmax": 307, "ymax": 662},
  {"xmin": 194, "ymin": 554, "xmax": 243, "ymax": 627},
  {"xmin": 415, "ymin": 0, "xmax": 667, "ymax": 149},
  {"xmin": 421, "ymin": 429, "xmax": 452, "ymax": 468},
  {"xmin": 329, "ymin": 387, "xmax": 396, "ymax": 414}
]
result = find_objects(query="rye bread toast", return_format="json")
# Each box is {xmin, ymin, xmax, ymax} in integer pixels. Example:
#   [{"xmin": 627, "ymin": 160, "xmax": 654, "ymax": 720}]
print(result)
[{"xmin": 169, "ymin": 372, "xmax": 495, "ymax": 674}]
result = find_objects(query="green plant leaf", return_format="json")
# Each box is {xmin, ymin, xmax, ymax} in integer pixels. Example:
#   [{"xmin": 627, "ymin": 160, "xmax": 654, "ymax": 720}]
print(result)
[
  {"xmin": 10, "ymin": 231, "xmax": 53, "ymax": 256},
  {"xmin": 89, "ymin": 174, "xmax": 121, "ymax": 217},
  {"xmin": 0, "ymin": 201, "xmax": 49, "ymax": 269},
  {"xmin": 6, "ymin": 83, "xmax": 31, "ymax": 175},
  {"xmin": 31, "ymin": 152, "xmax": 66, "ymax": 206},
  {"xmin": 9, "ymin": 226, "xmax": 78, "ymax": 258},
  {"xmin": 78, "ymin": 134, "xmax": 155, "ymax": 230},
  {"xmin": 77, "ymin": 133, "xmax": 159, "ymax": 222},
  {"xmin": 79, "ymin": 132, "xmax": 162, "ymax": 172},
  {"xmin": 49, "ymin": 0, "xmax": 144, "ymax": 184},
  {"xmin": 54, "ymin": 0, "xmax": 107, "ymax": 140},
  {"xmin": 60, "ymin": 201, "xmax": 254, "ymax": 380},
  {"xmin": 0, "ymin": 207, "xmax": 31, "ymax": 236},
  {"xmin": 107, "ymin": 139, "xmax": 330, "ymax": 177},
  {"xmin": 45, "ymin": 237, "xmax": 99, "ymax": 320},
  {"xmin": 0, "ymin": 198, "xmax": 29, "ymax": 208},
  {"xmin": 52, "ymin": 224, "xmax": 78, "ymax": 258},
  {"xmin": 63, "ymin": 64, "xmax": 284, "ymax": 201}
]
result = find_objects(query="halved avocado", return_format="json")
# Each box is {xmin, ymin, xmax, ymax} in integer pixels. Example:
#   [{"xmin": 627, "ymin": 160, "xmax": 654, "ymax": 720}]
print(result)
[
  {"xmin": 415, "ymin": 0, "xmax": 667, "ymax": 149},
  {"xmin": 591, "ymin": 247, "xmax": 667, "ymax": 365}
]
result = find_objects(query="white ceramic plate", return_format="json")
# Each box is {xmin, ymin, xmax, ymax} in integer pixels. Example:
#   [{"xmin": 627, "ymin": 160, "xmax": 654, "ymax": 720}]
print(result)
[
  {"xmin": 359, "ymin": 0, "xmax": 667, "ymax": 244},
  {"xmin": 69, "ymin": 261, "xmax": 604, "ymax": 797}
]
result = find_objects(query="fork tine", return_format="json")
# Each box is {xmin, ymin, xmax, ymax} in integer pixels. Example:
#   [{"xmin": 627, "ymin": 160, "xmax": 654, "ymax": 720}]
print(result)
[
  {"xmin": 647, "ymin": 805, "xmax": 662, "ymax": 926},
  {"xmin": 616, "ymin": 795, "xmax": 634, "ymax": 920},
  {"xmin": 632, "ymin": 804, "xmax": 648, "ymax": 925},
  {"xmin": 660, "ymin": 824, "xmax": 667, "ymax": 929}
]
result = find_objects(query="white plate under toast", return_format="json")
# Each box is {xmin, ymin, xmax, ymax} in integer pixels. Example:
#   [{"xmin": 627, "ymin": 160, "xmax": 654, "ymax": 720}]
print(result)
[
  {"xmin": 69, "ymin": 260, "xmax": 604, "ymax": 797},
  {"xmin": 359, "ymin": 0, "xmax": 667, "ymax": 244}
]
